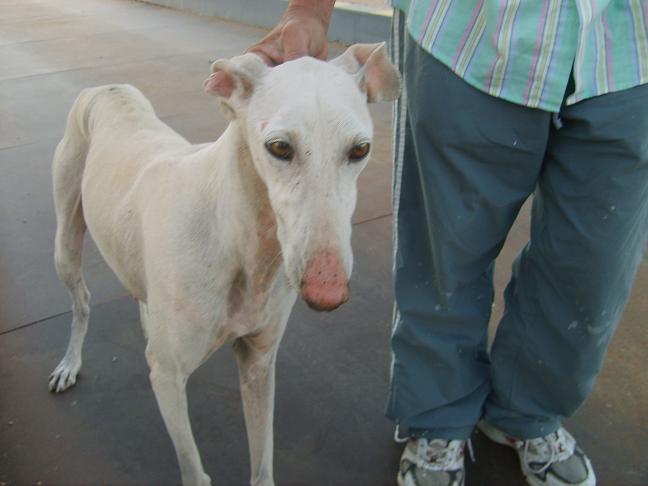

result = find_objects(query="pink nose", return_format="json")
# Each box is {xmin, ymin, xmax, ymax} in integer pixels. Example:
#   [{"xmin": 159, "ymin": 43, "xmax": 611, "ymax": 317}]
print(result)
[{"xmin": 300, "ymin": 251, "xmax": 349, "ymax": 311}]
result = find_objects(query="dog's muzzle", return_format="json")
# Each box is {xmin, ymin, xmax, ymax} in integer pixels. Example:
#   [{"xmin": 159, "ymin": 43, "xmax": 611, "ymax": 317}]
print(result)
[{"xmin": 300, "ymin": 250, "xmax": 349, "ymax": 312}]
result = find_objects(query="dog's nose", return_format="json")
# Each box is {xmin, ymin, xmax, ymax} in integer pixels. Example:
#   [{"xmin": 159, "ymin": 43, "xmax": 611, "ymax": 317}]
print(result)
[{"xmin": 300, "ymin": 250, "xmax": 349, "ymax": 312}]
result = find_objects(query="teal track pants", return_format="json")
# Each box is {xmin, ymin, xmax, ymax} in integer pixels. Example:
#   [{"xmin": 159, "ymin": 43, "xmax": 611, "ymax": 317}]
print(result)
[{"xmin": 386, "ymin": 14, "xmax": 648, "ymax": 440}]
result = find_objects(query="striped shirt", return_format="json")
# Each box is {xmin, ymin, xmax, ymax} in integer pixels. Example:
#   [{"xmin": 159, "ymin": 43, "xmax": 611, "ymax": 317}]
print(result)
[{"xmin": 392, "ymin": 0, "xmax": 648, "ymax": 111}]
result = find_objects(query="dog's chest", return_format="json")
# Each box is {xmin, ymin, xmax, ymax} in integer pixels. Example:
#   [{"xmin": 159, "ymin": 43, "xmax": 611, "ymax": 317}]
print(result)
[
  {"xmin": 202, "ymin": 223, "xmax": 286, "ymax": 342},
  {"xmin": 225, "ymin": 254, "xmax": 284, "ymax": 325},
  {"xmin": 229, "ymin": 207, "xmax": 282, "ymax": 311},
  {"xmin": 204, "ymin": 266, "xmax": 291, "ymax": 352}
]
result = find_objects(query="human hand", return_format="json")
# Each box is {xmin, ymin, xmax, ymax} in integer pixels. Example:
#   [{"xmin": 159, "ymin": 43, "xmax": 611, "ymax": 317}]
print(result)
[{"xmin": 246, "ymin": 0, "xmax": 335, "ymax": 66}]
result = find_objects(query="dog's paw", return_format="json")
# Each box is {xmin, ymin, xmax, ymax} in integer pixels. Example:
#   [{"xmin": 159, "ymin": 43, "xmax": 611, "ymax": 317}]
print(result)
[
  {"xmin": 183, "ymin": 471, "xmax": 212, "ymax": 486},
  {"xmin": 48, "ymin": 358, "xmax": 81, "ymax": 393}
]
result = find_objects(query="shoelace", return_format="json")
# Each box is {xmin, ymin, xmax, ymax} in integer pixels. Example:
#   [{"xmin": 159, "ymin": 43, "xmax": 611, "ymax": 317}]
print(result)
[
  {"xmin": 417, "ymin": 438, "xmax": 475, "ymax": 470},
  {"xmin": 520, "ymin": 429, "xmax": 574, "ymax": 475},
  {"xmin": 394, "ymin": 425, "xmax": 474, "ymax": 471},
  {"xmin": 394, "ymin": 424, "xmax": 409, "ymax": 443}
]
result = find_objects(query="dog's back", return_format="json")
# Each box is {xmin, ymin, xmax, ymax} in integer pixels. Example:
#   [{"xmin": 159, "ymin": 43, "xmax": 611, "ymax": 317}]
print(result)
[{"xmin": 52, "ymin": 84, "xmax": 192, "ymax": 307}]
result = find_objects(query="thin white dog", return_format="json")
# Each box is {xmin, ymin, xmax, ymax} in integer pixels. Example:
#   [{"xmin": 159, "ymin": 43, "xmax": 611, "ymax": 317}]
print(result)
[{"xmin": 49, "ymin": 43, "xmax": 400, "ymax": 485}]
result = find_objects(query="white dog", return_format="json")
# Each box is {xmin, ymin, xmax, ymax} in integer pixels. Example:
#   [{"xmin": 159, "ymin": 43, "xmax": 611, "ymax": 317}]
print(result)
[{"xmin": 48, "ymin": 43, "xmax": 400, "ymax": 485}]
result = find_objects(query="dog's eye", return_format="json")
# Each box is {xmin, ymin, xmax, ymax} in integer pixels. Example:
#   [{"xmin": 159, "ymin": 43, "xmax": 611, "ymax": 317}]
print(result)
[
  {"xmin": 265, "ymin": 140, "xmax": 294, "ymax": 161},
  {"xmin": 349, "ymin": 142, "xmax": 370, "ymax": 162}
]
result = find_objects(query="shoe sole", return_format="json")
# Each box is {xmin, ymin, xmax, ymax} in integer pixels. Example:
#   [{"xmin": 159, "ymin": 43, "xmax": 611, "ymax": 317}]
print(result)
[{"xmin": 397, "ymin": 470, "xmax": 465, "ymax": 486}]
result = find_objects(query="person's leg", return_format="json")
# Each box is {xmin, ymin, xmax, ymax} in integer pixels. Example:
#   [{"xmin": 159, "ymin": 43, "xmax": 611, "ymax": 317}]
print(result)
[
  {"xmin": 485, "ymin": 82, "xmax": 648, "ymax": 439},
  {"xmin": 386, "ymin": 29, "xmax": 551, "ymax": 440}
]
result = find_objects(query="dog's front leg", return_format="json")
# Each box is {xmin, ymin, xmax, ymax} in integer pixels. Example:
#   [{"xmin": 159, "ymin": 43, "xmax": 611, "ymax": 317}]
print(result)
[
  {"xmin": 146, "ymin": 338, "xmax": 211, "ymax": 486},
  {"xmin": 232, "ymin": 321, "xmax": 287, "ymax": 486}
]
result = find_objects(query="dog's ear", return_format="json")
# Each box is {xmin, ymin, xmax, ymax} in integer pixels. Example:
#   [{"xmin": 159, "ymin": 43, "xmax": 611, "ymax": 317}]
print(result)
[
  {"xmin": 204, "ymin": 53, "xmax": 268, "ymax": 115},
  {"xmin": 331, "ymin": 43, "xmax": 401, "ymax": 103}
]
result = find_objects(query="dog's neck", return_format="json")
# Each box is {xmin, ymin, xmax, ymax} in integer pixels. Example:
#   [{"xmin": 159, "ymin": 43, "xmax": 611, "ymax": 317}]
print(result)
[
  {"xmin": 211, "ymin": 121, "xmax": 271, "ymax": 215},
  {"xmin": 197, "ymin": 121, "xmax": 283, "ymax": 289}
]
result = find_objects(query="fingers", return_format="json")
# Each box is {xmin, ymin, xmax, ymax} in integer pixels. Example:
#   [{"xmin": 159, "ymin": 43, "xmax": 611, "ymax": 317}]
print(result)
[
  {"xmin": 315, "ymin": 42, "xmax": 329, "ymax": 61},
  {"xmin": 246, "ymin": 45, "xmax": 280, "ymax": 67},
  {"xmin": 248, "ymin": 49, "xmax": 276, "ymax": 67},
  {"xmin": 281, "ymin": 20, "xmax": 311, "ymax": 61},
  {"xmin": 246, "ymin": 33, "xmax": 284, "ymax": 67},
  {"xmin": 245, "ymin": 13, "xmax": 328, "ymax": 66}
]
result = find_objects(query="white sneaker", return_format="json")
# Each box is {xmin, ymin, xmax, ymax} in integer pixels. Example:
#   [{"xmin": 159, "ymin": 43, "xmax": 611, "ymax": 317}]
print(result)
[
  {"xmin": 397, "ymin": 436, "xmax": 467, "ymax": 486},
  {"xmin": 478, "ymin": 421, "xmax": 596, "ymax": 486}
]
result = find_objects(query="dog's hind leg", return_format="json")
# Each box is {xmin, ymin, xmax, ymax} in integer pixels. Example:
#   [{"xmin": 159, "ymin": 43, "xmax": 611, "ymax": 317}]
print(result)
[{"xmin": 49, "ymin": 95, "xmax": 91, "ymax": 393}]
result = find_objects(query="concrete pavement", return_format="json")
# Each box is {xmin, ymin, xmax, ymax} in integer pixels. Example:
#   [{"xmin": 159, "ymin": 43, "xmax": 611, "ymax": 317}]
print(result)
[{"xmin": 1, "ymin": 1, "xmax": 646, "ymax": 484}]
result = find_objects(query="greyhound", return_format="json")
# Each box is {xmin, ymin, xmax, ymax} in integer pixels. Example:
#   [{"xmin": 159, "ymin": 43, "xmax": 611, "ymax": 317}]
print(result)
[{"xmin": 48, "ymin": 43, "xmax": 400, "ymax": 485}]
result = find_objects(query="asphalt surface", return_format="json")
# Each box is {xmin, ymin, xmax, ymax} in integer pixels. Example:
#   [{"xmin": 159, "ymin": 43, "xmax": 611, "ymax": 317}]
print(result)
[{"xmin": 1, "ymin": 1, "xmax": 646, "ymax": 485}]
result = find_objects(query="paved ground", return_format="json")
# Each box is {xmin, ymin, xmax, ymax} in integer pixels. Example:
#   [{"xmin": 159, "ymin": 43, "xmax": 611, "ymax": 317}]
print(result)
[{"xmin": 1, "ymin": 1, "xmax": 646, "ymax": 485}]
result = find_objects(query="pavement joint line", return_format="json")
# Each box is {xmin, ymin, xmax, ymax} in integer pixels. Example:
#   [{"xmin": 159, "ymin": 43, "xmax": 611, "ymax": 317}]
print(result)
[
  {"xmin": 0, "ymin": 15, "xmax": 68, "ymax": 26},
  {"xmin": 0, "ymin": 310, "xmax": 71, "ymax": 336},
  {"xmin": 0, "ymin": 212, "xmax": 393, "ymax": 337},
  {"xmin": 0, "ymin": 294, "xmax": 130, "ymax": 337},
  {"xmin": 0, "ymin": 139, "xmax": 57, "ymax": 152},
  {"xmin": 1, "ymin": 111, "xmax": 219, "ymax": 152},
  {"xmin": 0, "ymin": 211, "xmax": 392, "ymax": 335},
  {"xmin": 0, "ymin": 47, "xmax": 237, "ymax": 84},
  {"xmin": 0, "ymin": 22, "xmax": 177, "ymax": 49},
  {"xmin": 0, "ymin": 112, "xmax": 220, "ymax": 153},
  {"xmin": 353, "ymin": 212, "xmax": 392, "ymax": 226}
]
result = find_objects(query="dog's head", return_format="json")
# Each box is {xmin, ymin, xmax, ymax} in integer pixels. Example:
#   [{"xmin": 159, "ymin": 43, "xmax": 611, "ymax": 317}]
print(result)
[{"xmin": 204, "ymin": 43, "xmax": 400, "ymax": 311}]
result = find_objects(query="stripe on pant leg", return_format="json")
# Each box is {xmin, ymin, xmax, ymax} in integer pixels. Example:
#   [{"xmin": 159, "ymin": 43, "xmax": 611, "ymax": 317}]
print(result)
[{"xmin": 389, "ymin": 8, "xmax": 408, "ymax": 406}]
